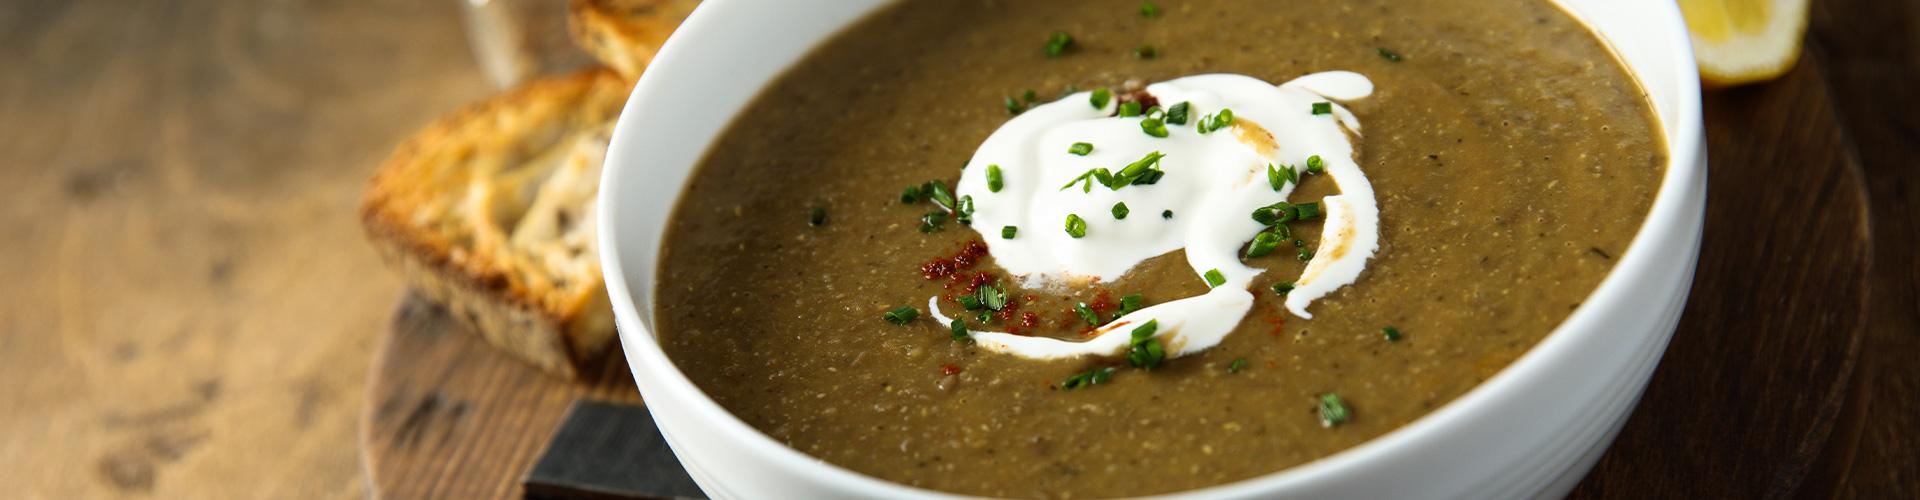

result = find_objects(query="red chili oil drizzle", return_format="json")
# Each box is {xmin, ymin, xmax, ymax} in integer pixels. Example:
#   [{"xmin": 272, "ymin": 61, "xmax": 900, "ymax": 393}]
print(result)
[
  {"xmin": 941, "ymin": 364, "xmax": 962, "ymax": 376},
  {"xmin": 920, "ymin": 240, "xmax": 989, "ymax": 280}
]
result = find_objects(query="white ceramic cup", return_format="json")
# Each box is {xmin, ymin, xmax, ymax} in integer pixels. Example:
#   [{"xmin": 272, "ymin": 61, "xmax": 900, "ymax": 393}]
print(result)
[{"xmin": 599, "ymin": 1, "xmax": 1705, "ymax": 497}]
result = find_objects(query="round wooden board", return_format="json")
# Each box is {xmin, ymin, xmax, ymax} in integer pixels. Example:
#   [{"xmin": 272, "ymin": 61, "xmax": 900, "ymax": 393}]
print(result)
[{"xmin": 360, "ymin": 58, "xmax": 1872, "ymax": 498}]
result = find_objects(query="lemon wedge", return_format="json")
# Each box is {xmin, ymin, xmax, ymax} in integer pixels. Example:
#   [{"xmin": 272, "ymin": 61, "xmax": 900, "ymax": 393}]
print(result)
[{"xmin": 1678, "ymin": 0, "xmax": 1812, "ymax": 87}]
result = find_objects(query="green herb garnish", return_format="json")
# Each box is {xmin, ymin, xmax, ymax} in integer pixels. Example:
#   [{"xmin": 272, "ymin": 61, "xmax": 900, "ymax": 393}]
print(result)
[
  {"xmin": 809, "ymin": 207, "xmax": 827, "ymax": 226},
  {"xmin": 882, "ymin": 306, "xmax": 919, "ymax": 325},
  {"xmin": 1251, "ymin": 201, "xmax": 1296, "ymax": 226},
  {"xmin": 1140, "ymin": 117, "xmax": 1169, "ymax": 138},
  {"xmin": 1382, "ymin": 326, "xmax": 1402, "ymax": 342},
  {"xmin": 1117, "ymin": 294, "xmax": 1143, "ymax": 317},
  {"xmin": 1196, "ymin": 108, "xmax": 1235, "ymax": 134},
  {"xmin": 1045, "ymin": 31, "xmax": 1076, "ymax": 57},
  {"xmin": 1293, "ymin": 202, "xmax": 1321, "ymax": 221},
  {"xmin": 1166, "ymin": 101, "xmax": 1191, "ymax": 125},
  {"xmin": 1134, "ymin": 44, "xmax": 1158, "ymax": 59},
  {"xmin": 957, "ymin": 294, "xmax": 983, "ymax": 310},
  {"xmin": 1126, "ymin": 319, "xmax": 1165, "ymax": 369},
  {"xmin": 978, "ymin": 283, "xmax": 1009, "ymax": 311},
  {"xmin": 1297, "ymin": 247, "xmax": 1314, "ymax": 261},
  {"xmin": 926, "ymin": 180, "xmax": 957, "ymax": 212},
  {"xmin": 1306, "ymin": 154, "xmax": 1325, "ymax": 174},
  {"xmin": 1228, "ymin": 357, "xmax": 1248, "ymax": 374},
  {"xmin": 1111, "ymin": 151, "xmax": 1167, "ymax": 188},
  {"xmin": 951, "ymin": 318, "xmax": 971, "ymax": 341},
  {"xmin": 919, "ymin": 211, "xmax": 947, "ymax": 233},
  {"xmin": 1204, "ymin": 268, "xmax": 1226, "ymax": 288},
  {"xmin": 1139, "ymin": 1, "xmax": 1162, "ymax": 18},
  {"xmin": 1023, "ymin": 89, "xmax": 1037, "ymax": 103},
  {"xmin": 1004, "ymin": 95, "xmax": 1026, "ymax": 115},
  {"xmin": 900, "ymin": 185, "xmax": 922, "ymax": 204},
  {"xmin": 1119, "ymin": 101, "xmax": 1143, "ymax": 117},
  {"xmin": 1112, "ymin": 202, "xmax": 1131, "ymax": 220},
  {"xmin": 1311, "ymin": 102, "xmax": 1332, "ymax": 115},
  {"xmin": 955, "ymin": 195, "xmax": 975, "ymax": 225},
  {"xmin": 1266, "ymin": 164, "xmax": 1290, "ymax": 191},
  {"xmin": 1162, "ymin": 209, "xmax": 1173, "ymax": 219},
  {"xmin": 1075, "ymin": 301, "xmax": 1100, "ymax": 327},
  {"xmin": 1002, "ymin": 225, "xmax": 1018, "ymax": 239},
  {"xmin": 1271, "ymin": 282, "xmax": 1295, "ymax": 295},
  {"xmin": 1376, "ymin": 47, "xmax": 1403, "ymax": 62},
  {"xmin": 1318, "ymin": 393, "xmax": 1352, "ymax": 427},
  {"xmin": 1068, "ymin": 142, "xmax": 1094, "ymax": 156},
  {"xmin": 986, "ymin": 164, "xmax": 1005, "ymax": 192},
  {"xmin": 1090, "ymin": 88, "xmax": 1113, "ymax": 109},
  {"xmin": 1065, "ymin": 213, "xmax": 1088, "ymax": 238},
  {"xmin": 1245, "ymin": 230, "xmax": 1283, "ymax": 258},
  {"xmin": 1062, "ymin": 366, "xmax": 1117, "ymax": 390}
]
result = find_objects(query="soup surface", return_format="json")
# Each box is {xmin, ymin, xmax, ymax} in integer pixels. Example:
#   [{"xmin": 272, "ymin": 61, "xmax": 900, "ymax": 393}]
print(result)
[{"xmin": 656, "ymin": 0, "xmax": 1664, "ymax": 497}]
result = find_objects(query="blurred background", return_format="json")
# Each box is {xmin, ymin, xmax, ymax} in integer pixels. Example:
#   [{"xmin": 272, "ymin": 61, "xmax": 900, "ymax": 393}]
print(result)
[{"xmin": 0, "ymin": 0, "xmax": 1913, "ymax": 498}]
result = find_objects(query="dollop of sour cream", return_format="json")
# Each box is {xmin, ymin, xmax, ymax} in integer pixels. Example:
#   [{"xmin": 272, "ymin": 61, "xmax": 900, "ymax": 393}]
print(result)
[{"xmin": 933, "ymin": 72, "xmax": 1379, "ymax": 361}]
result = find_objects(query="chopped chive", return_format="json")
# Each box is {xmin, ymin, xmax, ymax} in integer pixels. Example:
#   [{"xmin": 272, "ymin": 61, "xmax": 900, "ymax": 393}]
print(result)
[
  {"xmin": 986, "ymin": 164, "xmax": 1005, "ymax": 192},
  {"xmin": 919, "ymin": 211, "xmax": 947, "ymax": 233},
  {"xmin": 1382, "ymin": 326, "xmax": 1403, "ymax": 342},
  {"xmin": 1075, "ymin": 301, "xmax": 1100, "ymax": 327},
  {"xmin": 1111, "ymin": 202, "xmax": 1131, "ymax": 220},
  {"xmin": 1005, "ymin": 95, "xmax": 1025, "ymax": 115},
  {"xmin": 1045, "ymin": 31, "xmax": 1075, "ymax": 57},
  {"xmin": 958, "ymin": 294, "xmax": 982, "ymax": 310},
  {"xmin": 1119, "ymin": 101, "xmax": 1143, "ymax": 117},
  {"xmin": 950, "ymin": 318, "xmax": 971, "ymax": 341},
  {"xmin": 1275, "ymin": 224, "xmax": 1292, "ymax": 239},
  {"xmin": 900, "ymin": 185, "xmax": 922, "ymax": 204},
  {"xmin": 809, "ymin": 207, "xmax": 827, "ymax": 226},
  {"xmin": 1166, "ymin": 101, "xmax": 1191, "ymax": 125},
  {"xmin": 1245, "ymin": 230, "xmax": 1283, "ymax": 258},
  {"xmin": 1251, "ymin": 201, "xmax": 1296, "ymax": 226},
  {"xmin": 1267, "ymin": 164, "xmax": 1286, "ymax": 191},
  {"xmin": 1318, "ymin": 393, "xmax": 1352, "ymax": 427},
  {"xmin": 1285, "ymin": 164, "xmax": 1299, "ymax": 185},
  {"xmin": 1162, "ymin": 209, "xmax": 1173, "ymax": 219},
  {"xmin": 1292, "ymin": 238, "xmax": 1305, "ymax": 247},
  {"xmin": 1216, "ymin": 108, "xmax": 1235, "ymax": 127},
  {"xmin": 1196, "ymin": 113, "xmax": 1215, "ymax": 133},
  {"xmin": 1062, "ymin": 366, "xmax": 1117, "ymax": 390},
  {"xmin": 1297, "ymin": 247, "xmax": 1314, "ymax": 261},
  {"xmin": 1068, "ymin": 142, "xmax": 1094, "ymax": 156},
  {"xmin": 1376, "ymin": 47, "xmax": 1404, "ymax": 62},
  {"xmin": 1271, "ymin": 282, "xmax": 1295, "ymax": 294},
  {"xmin": 882, "ymin": 306, "xmax": 919, "ymax": 325},
  {"xmin": 1090, "ymin": 88, "xmax": 1113, "ymax": 109},
  {"xmin": 1139, "ymin": 1, "xmax": 1161, "ymax": 18},
  {"xmin": 1134, "ymin": 44, "xmax": 1158, "ymax": 59},
  {"xmin": 1002, "ymin": 225, "xmax": 1018, "ymax": 239},
  {"xmin": 1144, "ymin": 105, "xmax": 1165, "ymax": 120},
  {"xmin": 1228, "ymin": 357, "xmax": 1248, "ymax": 374},
  {"xmin": 1065, "ymin": 213, "xmax": 1087, "ymax": 238},
  {"xmin": 1306, "ymin": 155, "xmax": 1325, "ymax": 174},
  {"xmin": 1204, "ymin": 268, "xmax": 1226, "ymax": 288},
  {"xmin": 1293, "ymin": 202, "xmax": 1321, "ymax": 221},
  {"xmin": 1126, "ymin": 319, "xmax": 1164, "ymax": 369},
  {"xmin": 1311, "ymin": 102, "xmax": 1332, "ymax": 115},
  {"xmin": 927, "ymin": 180, "xmax": 957, "ymax": 212},
  {"xmin": 979, "ymin": 283, "xmax": 1008, "ymax": 311},
  {"xmin": 955, "ymin": 195, "xmax": 975, "ymax": 225},
  {"xmin": 1022, "ymin": 89, "xmax": 1037, "ymax": 102},
  {"xmin": 1118, "ymin": 294, "xmax": 1144, "ymax": 317},
  {"xmin": 1140, "ymin": 118, "xmax": 1169, "ymax": 138}
]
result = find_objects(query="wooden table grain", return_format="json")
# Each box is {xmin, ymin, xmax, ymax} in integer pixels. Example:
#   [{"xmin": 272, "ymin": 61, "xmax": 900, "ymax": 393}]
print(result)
[{"xmin": 3, "ymin": 1, "xmax": 1915, "ymax": 499}]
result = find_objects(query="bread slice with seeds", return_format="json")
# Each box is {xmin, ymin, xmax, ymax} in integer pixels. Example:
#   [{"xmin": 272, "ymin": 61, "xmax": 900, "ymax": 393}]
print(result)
[
  {"xmin": 360, "ymin": 67, "xmax": 631, "ymax": 378},
  {"xmin": 568, "ymin": 0, "xmax": 702, "ymax": 79}
]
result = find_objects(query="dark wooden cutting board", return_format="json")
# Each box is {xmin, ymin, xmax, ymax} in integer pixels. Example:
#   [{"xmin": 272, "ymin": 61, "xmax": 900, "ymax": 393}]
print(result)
[{"xmin": 359, "ymin": 53, "xmax": 1881, "ymax": 498}]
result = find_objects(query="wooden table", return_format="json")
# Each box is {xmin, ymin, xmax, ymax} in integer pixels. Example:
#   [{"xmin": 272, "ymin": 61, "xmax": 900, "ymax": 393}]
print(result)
[{"xmin": 2, "ymin": 0, "xmax": 1914, "ymax": 498}]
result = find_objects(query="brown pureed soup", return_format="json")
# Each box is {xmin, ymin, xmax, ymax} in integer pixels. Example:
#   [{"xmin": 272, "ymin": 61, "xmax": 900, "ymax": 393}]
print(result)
[{"xmin": 656, "ymin": 0, "xmax": 1664, "ymax": 497}]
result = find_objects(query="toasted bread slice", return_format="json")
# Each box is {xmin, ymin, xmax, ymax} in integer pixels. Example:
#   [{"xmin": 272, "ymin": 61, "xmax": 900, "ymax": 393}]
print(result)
[
  {"xmin": 361, "ymin": 67, "xmax": 633, "ymax": 378},
  {"xmin": 568, "ymin": 0, "xmax": 701, "ymax": 79}
]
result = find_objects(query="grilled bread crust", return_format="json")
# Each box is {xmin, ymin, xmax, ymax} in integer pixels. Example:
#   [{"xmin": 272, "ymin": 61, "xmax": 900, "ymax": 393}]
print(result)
[
  {"xmin": 568, "ymin": 0, "xmax": 701, "ymax": 79},
  {"xmin": 360, "ymin": 68, "xmax": 632, "ymax": 378}
]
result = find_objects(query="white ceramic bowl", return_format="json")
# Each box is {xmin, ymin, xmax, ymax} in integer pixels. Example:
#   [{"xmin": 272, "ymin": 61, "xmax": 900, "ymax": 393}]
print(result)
[{"xmin": 598, "ymin": 1, "xmax": 1705, "ymax": 497}]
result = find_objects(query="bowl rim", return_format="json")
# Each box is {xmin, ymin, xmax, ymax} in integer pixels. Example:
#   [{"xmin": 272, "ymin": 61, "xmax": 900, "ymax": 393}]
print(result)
[{"xmin": 597, "ymin": 0, "xmax": 1706, "ymax": 497}]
